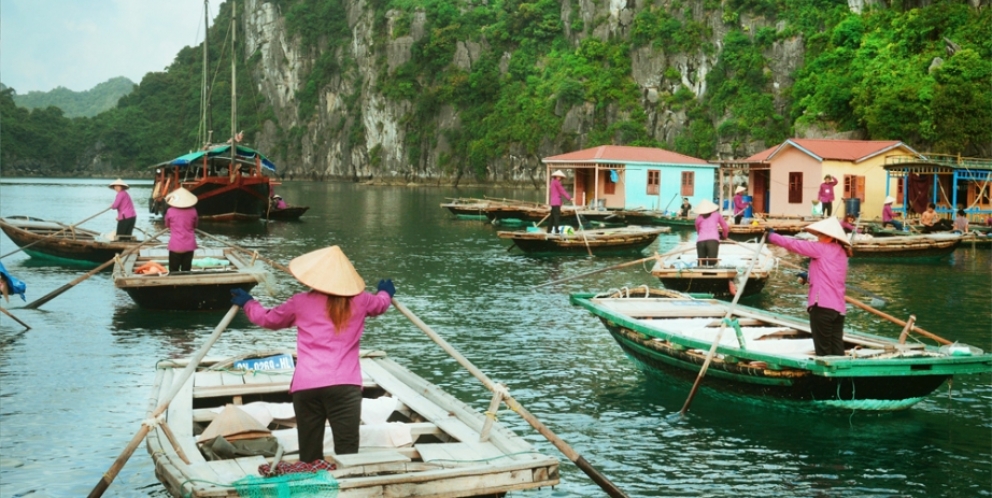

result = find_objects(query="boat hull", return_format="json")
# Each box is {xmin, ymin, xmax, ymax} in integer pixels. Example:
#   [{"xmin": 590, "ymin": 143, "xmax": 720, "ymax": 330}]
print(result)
[
  {"xmin": 656, "ymin": 274, "xmax": 767, "ymax": 298},
  {"xmin": 0, "ymin": 216, "xmax": 141, "ymax": 265},
  {"xmin": 263, "ymin": 206, "xmax": 309, "ymax": 220},
  {"xmin": 122, "ymin": 278, "xmax": 257, "ymax": 310},
  {"xmin": 500, "ymin": 227, "xmax": 667, "ymax": 255},
  {"xmin": 150, "ymin": 174, "xmax": 270, "ymax": 222},
  {"xmin": 851, "ymin": 235, "xmax": 963, "ymax": 261}
]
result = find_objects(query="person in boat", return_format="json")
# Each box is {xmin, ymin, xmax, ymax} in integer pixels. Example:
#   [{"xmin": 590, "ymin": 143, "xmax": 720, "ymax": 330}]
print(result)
[
  {"xmin": 271, "ymin": 195, "xmax": 288, "ymax": 210},
  {"xmin": 230, "ymin": 245, "xmax": 394, "ymax": 463},
  {"xmin": 163, "ymin": 188, "xmax": 198, "ymax": 272},
  {"xmin": 732, "ymin": 186, "xmax": 749, "ymax": 225},
  {"xmin": 766, "ymin": 217, "xmax": 853, "ymax": 357},
  {"xmin": 549, "ymin": 170, "xmax": 572, "ymax": 234},
  {"xmin": 679, "ymin": 197, "xmax": 692, "ymax": 218},
  {"xmin": 817, "ymin": 174, "xmax": 838, "ymax": 218},
  {"xmin": 881, "ymin": 196, "xmax": 903, "ymax": 231},
  {"xmin": 694, "ymin": 199, "xmax": 728, "ymax": 267},
  {"xmin": 840, "ymin": 213, "xmax": 861, "ymax": 234},
  {"xmin": 953, "ymin": 209, "xmax": 969, "ymax": 234},
  {"xmin": 109, "ymin": 179, "xmax": 137, "ymax": 240},
  {"xmin": 921, "ymin": 203, "xmax": 954, "ymax": 233}
]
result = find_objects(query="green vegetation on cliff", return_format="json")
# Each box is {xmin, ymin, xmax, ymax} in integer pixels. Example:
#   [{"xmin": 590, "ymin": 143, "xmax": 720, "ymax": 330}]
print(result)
[{"xmin": 4, "ymin": 77, "xmax": 136, "ymax": 118}]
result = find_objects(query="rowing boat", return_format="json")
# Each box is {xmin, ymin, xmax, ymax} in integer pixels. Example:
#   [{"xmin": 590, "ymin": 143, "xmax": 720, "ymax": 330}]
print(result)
[
  {"xmin": 615, "ymin": 210, "xmax": 696, "ymax": 229},
  {"xmin": 498, "ymin": 226, "xmax": 669, "ymax": 255},
  {"xmin": 0, "ymin": 215, "xmax": 143, "ymax": 265},
  {"xmin": 848, "ymin": 233, "xmax": 964, "ymax": 260},
  {"xmin": 263, "ymin": 206, "xmax": 310, "ymax": 220},
  {"xmin": 570, "ymin": 288, "xmax": 992, "ymax": 411},
  {"xmin": 439, "ymin": 198, "xmax": 500, "ymax": 220},
  {"xmin": 146, "ymin": 350, "xmax": 560, "ymax": 497},
  {"xmin": 113, "ymin": 247, "xmax": 270, "ymax": 310},
  {"xmin": 650, "ymin": 241, "xmax": 776, "ymax": 298}
]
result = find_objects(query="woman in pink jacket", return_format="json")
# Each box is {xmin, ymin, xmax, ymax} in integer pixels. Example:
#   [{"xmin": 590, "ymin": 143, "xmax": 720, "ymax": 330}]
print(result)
[
  {"xmin": 163, "ymin": 188, "xmax": 199, "ymax": 272},
  {"xmin": 694, "ymin": 199, "xmax": 729, "ymax": 267},
  {"xmin": 767, "ymin": 217, "xmax": 853, "ymax": 356},
  {"xmin": 817, "ymin": 175, "xmax": 838, "ymax": 218},
  {"xmin": 548, "ymin": 170, "xmax": 572, "ymax": 234},
  {"xmin": 109, "ymin": 179, "xmax": 137, "ymax": 240},
  {"xmin": 231, "ymin": 246, "xmax": 394, "ymax": 463}
]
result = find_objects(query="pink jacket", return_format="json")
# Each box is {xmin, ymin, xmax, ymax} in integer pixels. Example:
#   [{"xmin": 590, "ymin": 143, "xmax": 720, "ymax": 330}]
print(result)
[
  {"xmin": 882, "ymin": 204, "xmax": 897, "ymax": 223},
  {"xmin": 164, "ymin": 207, "xmax": 198, "ymax": 252},
  {"xmin": 818, "ymin": 178, "xmax": 838, "ymax": 203},
  {"xmin": 549, "ymin": 179, "xmax": 571, "ymax": 207},
  {"xmin": 111, "ymin": 190, "xmax": 136, "ymax": 221},
  {"xmin": 732, "ymin": 194, "xmax": 748, "ymax": 216},
  {"xmin": 769, "ymin": 233, "xmax": 848, "ymax": 315},
  {"xmin": 695, "ymin": 213, "xmax": 729, "ymax": 242},
  {"xmin": 244, "ymin": 290, "xmax": 392, "ymax": 392}
]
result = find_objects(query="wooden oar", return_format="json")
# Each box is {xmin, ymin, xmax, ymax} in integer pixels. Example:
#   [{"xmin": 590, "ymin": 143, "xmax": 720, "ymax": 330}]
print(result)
[
  {"xmin": 392, "ymin": 298, "xmax": 629, "ymax": 498},
  {"xmin": 534, "ymin": 244, "xmax": 704, "ymax": 289},
  {"xmin": 574, "ymin": 210, "xmax": 593, "ymax": 257},
  {"xmin": 195, "ymin": 229, "xmax": 292, "ymax": 274},
  {"xmin": 24, "ymin": 228, "xmax": 168, "ymax": 310},
  {"xmin": 680, "ymin": 233, "xmax": 768, "ymax": 416},
  {"xmin": 0, "ymin": 306, "xmax": 30, "ymax": 330},
  {"xmin": 769, "ymin": 252, "xmax": 950, "ymax": 344},
  {"xmin": 87, "ymin": 305, "xmax": 239, "ymax": 498},
  {"xmin": 0, "ymin": 208, "xmax": 111, "ymax": 260}
]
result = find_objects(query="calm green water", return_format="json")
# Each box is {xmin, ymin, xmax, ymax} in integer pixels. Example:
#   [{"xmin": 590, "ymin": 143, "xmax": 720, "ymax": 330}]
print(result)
[{"xmin": 0, "ymin": 178, "xmax": 989, "ymax": 497}]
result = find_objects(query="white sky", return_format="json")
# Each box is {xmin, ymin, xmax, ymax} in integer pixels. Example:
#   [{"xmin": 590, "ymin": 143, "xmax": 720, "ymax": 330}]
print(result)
[{"xmin": 0, "ymin": 0, "xmax": 223, "ymax": 93}]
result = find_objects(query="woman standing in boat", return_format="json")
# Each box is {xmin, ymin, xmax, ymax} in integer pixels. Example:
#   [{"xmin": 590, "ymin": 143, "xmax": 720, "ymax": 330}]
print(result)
[
  {"xmin": 230, "ymin": 246, "xmax": 394, "ymax": 463},
  {"xmin": 732, "ymin": 186, "xmax": 749, "ymax": 224},
  {"xmin": 548, "ymin": 170, "xmax": 572, "ymax": 234},
  {"xmin": 694, "ymin": 199, "xmax": 728, "ymax": 267},
  {"xmin": 109, "ymin": 179, "xmax": 137, "ymax": 240},
  {"xmin": 766, "ymin": 217, "xmax": 853, "ymax": 356},
  {"xmin": 163, "ymin": 188, "xmax": 198, "ymax": 272}
]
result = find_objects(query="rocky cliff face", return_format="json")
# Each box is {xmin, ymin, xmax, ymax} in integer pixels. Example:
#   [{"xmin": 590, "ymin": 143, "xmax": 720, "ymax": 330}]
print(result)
[{"xmin": 239, "ymin": 0, "xmax": 823, "ymax": 184}]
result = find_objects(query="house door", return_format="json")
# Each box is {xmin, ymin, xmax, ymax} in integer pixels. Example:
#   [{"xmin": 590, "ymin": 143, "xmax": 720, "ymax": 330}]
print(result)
[{"xmin": 752, "ymin": 170, "xmax": 769, "ymax": 214}]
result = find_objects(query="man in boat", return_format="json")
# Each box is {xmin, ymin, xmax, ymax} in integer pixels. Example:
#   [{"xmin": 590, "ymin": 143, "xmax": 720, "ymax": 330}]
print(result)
[
  {"xmin": 549, "ymin": 170, "xmax": 572, "ymax": 234},
  {"xmin": 732, "ymin": 186, "xmax": 749, "ymax": 225},
  {"xmin": 817, "ymin": 174, "xmax": 838, "ymax": 218},
  {"xmin": 679, "ymin": 197, "xmax": 692, "ymax": 218},
  {"xmin": 230, "ymin": 246, "xmax": 394, "ymax": 463},
  {"xmin": 881, "ymin": 196, "xmax": 904, "ymax": 231},
  {"xmin": 694, "ymin": 199, "xmax": 728, "ymax": 267},
  {"xmin": 766, "ymin": 217, "xmax": 853, "ymax": 356},
  {"xmin": 271, "ymin": 195, "xmax": 288, "ymax": 210},
  {"xmin": 109, "ymin": 179, "xmax": 137, "ymax": 240},
  {"xmin": 163, "ymin": 188, "xmax": 199, "ymax": 272},
  {"xmin": 921, "ymin": 203, "xmax": 954, "ymax": 233}
]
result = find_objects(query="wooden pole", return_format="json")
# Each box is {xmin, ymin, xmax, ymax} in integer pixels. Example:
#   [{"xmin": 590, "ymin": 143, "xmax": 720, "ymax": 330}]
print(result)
[
  {"xmin": 533, "ymin": 253, "xmax": 661, "ymax": 289},
  {"xmin": 574, "ymin": 210, "xmax": 594, "ymax": 257},
  {"xmin": 0, "ymin": 208, "xmax": 112, "ymax": 260},
  {"xmin": 391, "ymin": 298, "xmax": 629, "ymax": 498},
  {"xmin": 844, "ymin": 295, "xmax": 951, "ymax": 345},
  {"xmin": 87, "ymin": 305, "xmax": 239, "ymax": 498},
  {"xmin": 0, "ymin": 306, "xmax": 30, "ymax": 329},
  {"xmin": 680, "ymin": 233, "xmax": 768, "ymax": 416},
  {"xmin": 196, "ymin": 229, "xmax": 291, "ymax": 273},
  {"xmin": 24, "ymin": 228, "xmax": 168, "ymax": 310}
]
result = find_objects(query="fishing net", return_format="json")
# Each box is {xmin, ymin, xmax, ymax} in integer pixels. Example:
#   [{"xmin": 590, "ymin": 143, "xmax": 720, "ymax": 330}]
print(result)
[{"xmin": 232, "ymin": 472, "xmax": 339, "ymax": 498}]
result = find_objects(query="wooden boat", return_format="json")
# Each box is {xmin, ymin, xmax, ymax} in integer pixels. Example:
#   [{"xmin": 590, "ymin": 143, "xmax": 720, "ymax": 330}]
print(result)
[
  {"xmin": 439, "ymin": 198, "xmax": 500, "ymax": 220},
  {"xmin": 727, "ymin": 218, "xmax": 812, "ymax": 240},
  {"xmin": 146, "ymin": 349, "xmax": 560, "ymax": 497},
  {"xmin": 650, "ymin": 241, "xmax": 776, "ymax": 298},
  {"xmin": 485, "ymin": 203, "xmax": 625, "ymax": 227},
  {"xmin": 498, "ymin": 226, "xmax": 668, "ymax": 255},
  {"xmin": 616, "ymin": 210, "xmax": 696, "ymax": 229},
  {"xmin": 848, "ymin": 233, "xmax": 963, "ymax": 260},
  {"xmin": 113, "ymin": 246, "xmax": 269, "ymax": 310},
  {"xmin": 0, "ymin": 215, "xmax": 143, "ymax": 265},
  {"xmin": 263, "ymin": 206, "xmax": 310, "ymax": 220},
  {"xmin": 570, "ymin": 288, "xmax": 992, "ymax": 411}
]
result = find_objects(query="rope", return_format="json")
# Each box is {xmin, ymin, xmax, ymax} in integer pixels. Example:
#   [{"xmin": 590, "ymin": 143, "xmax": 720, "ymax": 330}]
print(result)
[{"xmin": 142, "ymin": 413, "xmax": 165, "ymax": 429}]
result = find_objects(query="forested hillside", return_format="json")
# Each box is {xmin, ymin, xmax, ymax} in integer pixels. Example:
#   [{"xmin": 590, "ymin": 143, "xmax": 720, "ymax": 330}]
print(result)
[
  {"xmin": 4, "ymin": 77, "xmax": 136, "ymax": 118},
  {"xmin": 1, "ymin": 0, "xmax": 988, "ymax": 181}
]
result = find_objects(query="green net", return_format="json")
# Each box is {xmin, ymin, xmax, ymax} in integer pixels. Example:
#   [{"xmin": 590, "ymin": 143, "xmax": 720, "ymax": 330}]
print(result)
[{"xmin": 231, "ymin": 472, "xmax": 339, "ymax": 498}]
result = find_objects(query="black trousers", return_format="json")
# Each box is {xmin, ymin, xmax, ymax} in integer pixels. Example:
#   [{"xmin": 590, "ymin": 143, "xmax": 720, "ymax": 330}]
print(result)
[
  {"xmin": 696, "ymin": 239, "xmax": 720, "ymax": 266},
  {"xmin": 293, "ymin": 384, "xmax": 363, "ymax": 462},
  {"xmin": 808, "ymin": 305, "xmax": 845, "ymax": 356},
  {"xmin": 550, "ymin": 205, "xmax": 562, "ymax": 233},
  {"xmin": 116, "ymin": 217, "xmax": 136, "ymax": 237},
  {"xmin": 822, "ymin": 201, "xmax": 833, "ymax": 217},
  {"xmin": 734, "ymin": 214, "xmax": 744, "ymax": 225},
  {"xmin": 168, "ymin": 251, "xmax": 194, "ymax": 272}
]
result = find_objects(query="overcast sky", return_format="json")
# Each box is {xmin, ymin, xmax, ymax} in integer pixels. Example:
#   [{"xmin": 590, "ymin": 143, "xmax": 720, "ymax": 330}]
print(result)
[{"xmin": 1, "ymin": 0, "xmax": 223, "ymax": 93}]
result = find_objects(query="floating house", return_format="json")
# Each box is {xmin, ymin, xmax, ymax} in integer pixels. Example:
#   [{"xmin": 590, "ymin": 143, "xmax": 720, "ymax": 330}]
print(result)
[
  {"xmin": 542, "ymin": 145, "xmax": 715, "ymax": 211},
  {"xmin": 883, "ymin": 154, "xmax": 992, "ymax": 222},
  {"xmin": 724, "ymin": 139, "xmax": 922, "ymax": 219}
]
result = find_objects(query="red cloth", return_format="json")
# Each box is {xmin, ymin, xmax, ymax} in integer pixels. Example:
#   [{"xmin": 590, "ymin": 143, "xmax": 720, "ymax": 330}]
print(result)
[{"xmin": 258, "ymin": 459, "xmax": 336, "ymax": 476}]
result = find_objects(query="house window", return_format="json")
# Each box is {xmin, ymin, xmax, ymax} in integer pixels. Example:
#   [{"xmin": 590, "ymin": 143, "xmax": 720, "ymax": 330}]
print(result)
[
  {"xmin": 788, "ymin": 172, "xmax": 803, "ymax": 204},
  {"xmin": 647, "ymin": 170, "xmax": 660, "ymax": 195},
  {"xmin": 680, "ymin": 171, "xmax": 694, "ymax": 196},
  {"xmin": 843, "ymin": 175, "xmax": 866, "ymax": 202}
]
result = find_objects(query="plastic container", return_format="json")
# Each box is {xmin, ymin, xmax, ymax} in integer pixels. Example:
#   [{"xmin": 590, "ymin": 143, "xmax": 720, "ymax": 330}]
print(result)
[
  {"xmin": 845, "ymin": 198, "xmax": 861, "ymax": 218},
  {"xmin": 742, "ymin": 195, "xmax": 753, "ymax": 218}
]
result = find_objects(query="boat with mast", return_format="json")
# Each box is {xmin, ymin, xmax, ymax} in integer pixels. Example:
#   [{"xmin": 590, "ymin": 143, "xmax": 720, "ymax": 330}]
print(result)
[{"xmin": 149, "ymin": 1, "xmax": 274, "ymax": 222}]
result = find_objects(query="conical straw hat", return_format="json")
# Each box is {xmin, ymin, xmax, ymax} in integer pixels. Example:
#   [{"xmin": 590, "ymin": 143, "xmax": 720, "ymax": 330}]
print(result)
[
  {"xmin": 199, "ymin": 404, "xmax": 271, "ymax": 442},
  {"xmin": 804, "ymin": 217, "xmax": 851, "ymax": 246},
  {"xmin": 108, "ymin": 178, "xmax": 130, "ymax": 190},
  {"xmin": 735, "ymin": 186, "xmax": 746, "ymax": 194},
  {"xmin": 884, "ymin": 196, "xmax": 896, "ymax": 204},
  {"xmin": 694, "ymin": 199, "xmax": 719, "ymax": 215},
  {"xmin": 289, "ymin": 245, "xmax": 366, "ymax": 296},
  {"xmin": 551, "ymin": 170, "xmax": 566, "ymax": 178},
  {"xmin": 166, "ymin": 188, "xmax": 198, "ymax": 208}
]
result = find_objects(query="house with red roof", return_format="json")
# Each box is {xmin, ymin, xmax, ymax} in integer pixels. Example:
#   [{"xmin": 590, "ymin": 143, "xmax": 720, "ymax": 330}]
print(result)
[
  {"xmin": 740, "ymin": 139, "xmax": 922, "ymax": 219},
  {"xmin": 542, "ymin": 145, "xmax": 715, "ymax": 211}
]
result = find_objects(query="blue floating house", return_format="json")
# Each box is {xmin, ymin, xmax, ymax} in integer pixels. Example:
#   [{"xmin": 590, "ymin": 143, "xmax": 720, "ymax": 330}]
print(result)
[{"xmin": 542, "ymin": 145, "xmax": 715, "ymax": 212}]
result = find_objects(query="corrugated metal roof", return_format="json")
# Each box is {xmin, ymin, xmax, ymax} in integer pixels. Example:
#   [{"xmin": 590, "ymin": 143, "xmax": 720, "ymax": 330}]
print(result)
[
  {"xmin": 744, "ymin": 145, "xmax": 778, "ymax": 162},
  {"xmin": 543, "ymin": 145, "xmax": 710, "ymax": 165},
  {"xmin": 769, "ymin": 139, "xmax": 915, "ymax": 163}
]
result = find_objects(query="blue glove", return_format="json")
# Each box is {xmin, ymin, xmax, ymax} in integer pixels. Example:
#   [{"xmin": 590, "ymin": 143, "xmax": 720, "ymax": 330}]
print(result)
[
  {"xmin": 377, "ymin": 279, "xmax": 396, "ymax": 298},
  {"xmin": 797, "ymin": 271, "xmax": 809, "ymax": 285},
  {"xmin": 231, "ymin": 288, "xmax": 254, "ymax": 307},
  {"xmin": 765, "ymin": 228, "xmax": 776, "ymax": 237}
]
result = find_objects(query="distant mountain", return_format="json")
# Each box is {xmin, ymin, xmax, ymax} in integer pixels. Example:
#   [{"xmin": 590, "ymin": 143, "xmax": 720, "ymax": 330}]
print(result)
[{"xmin": 5, "ymin": 77, "xmax": 135, "ymax": 118}]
